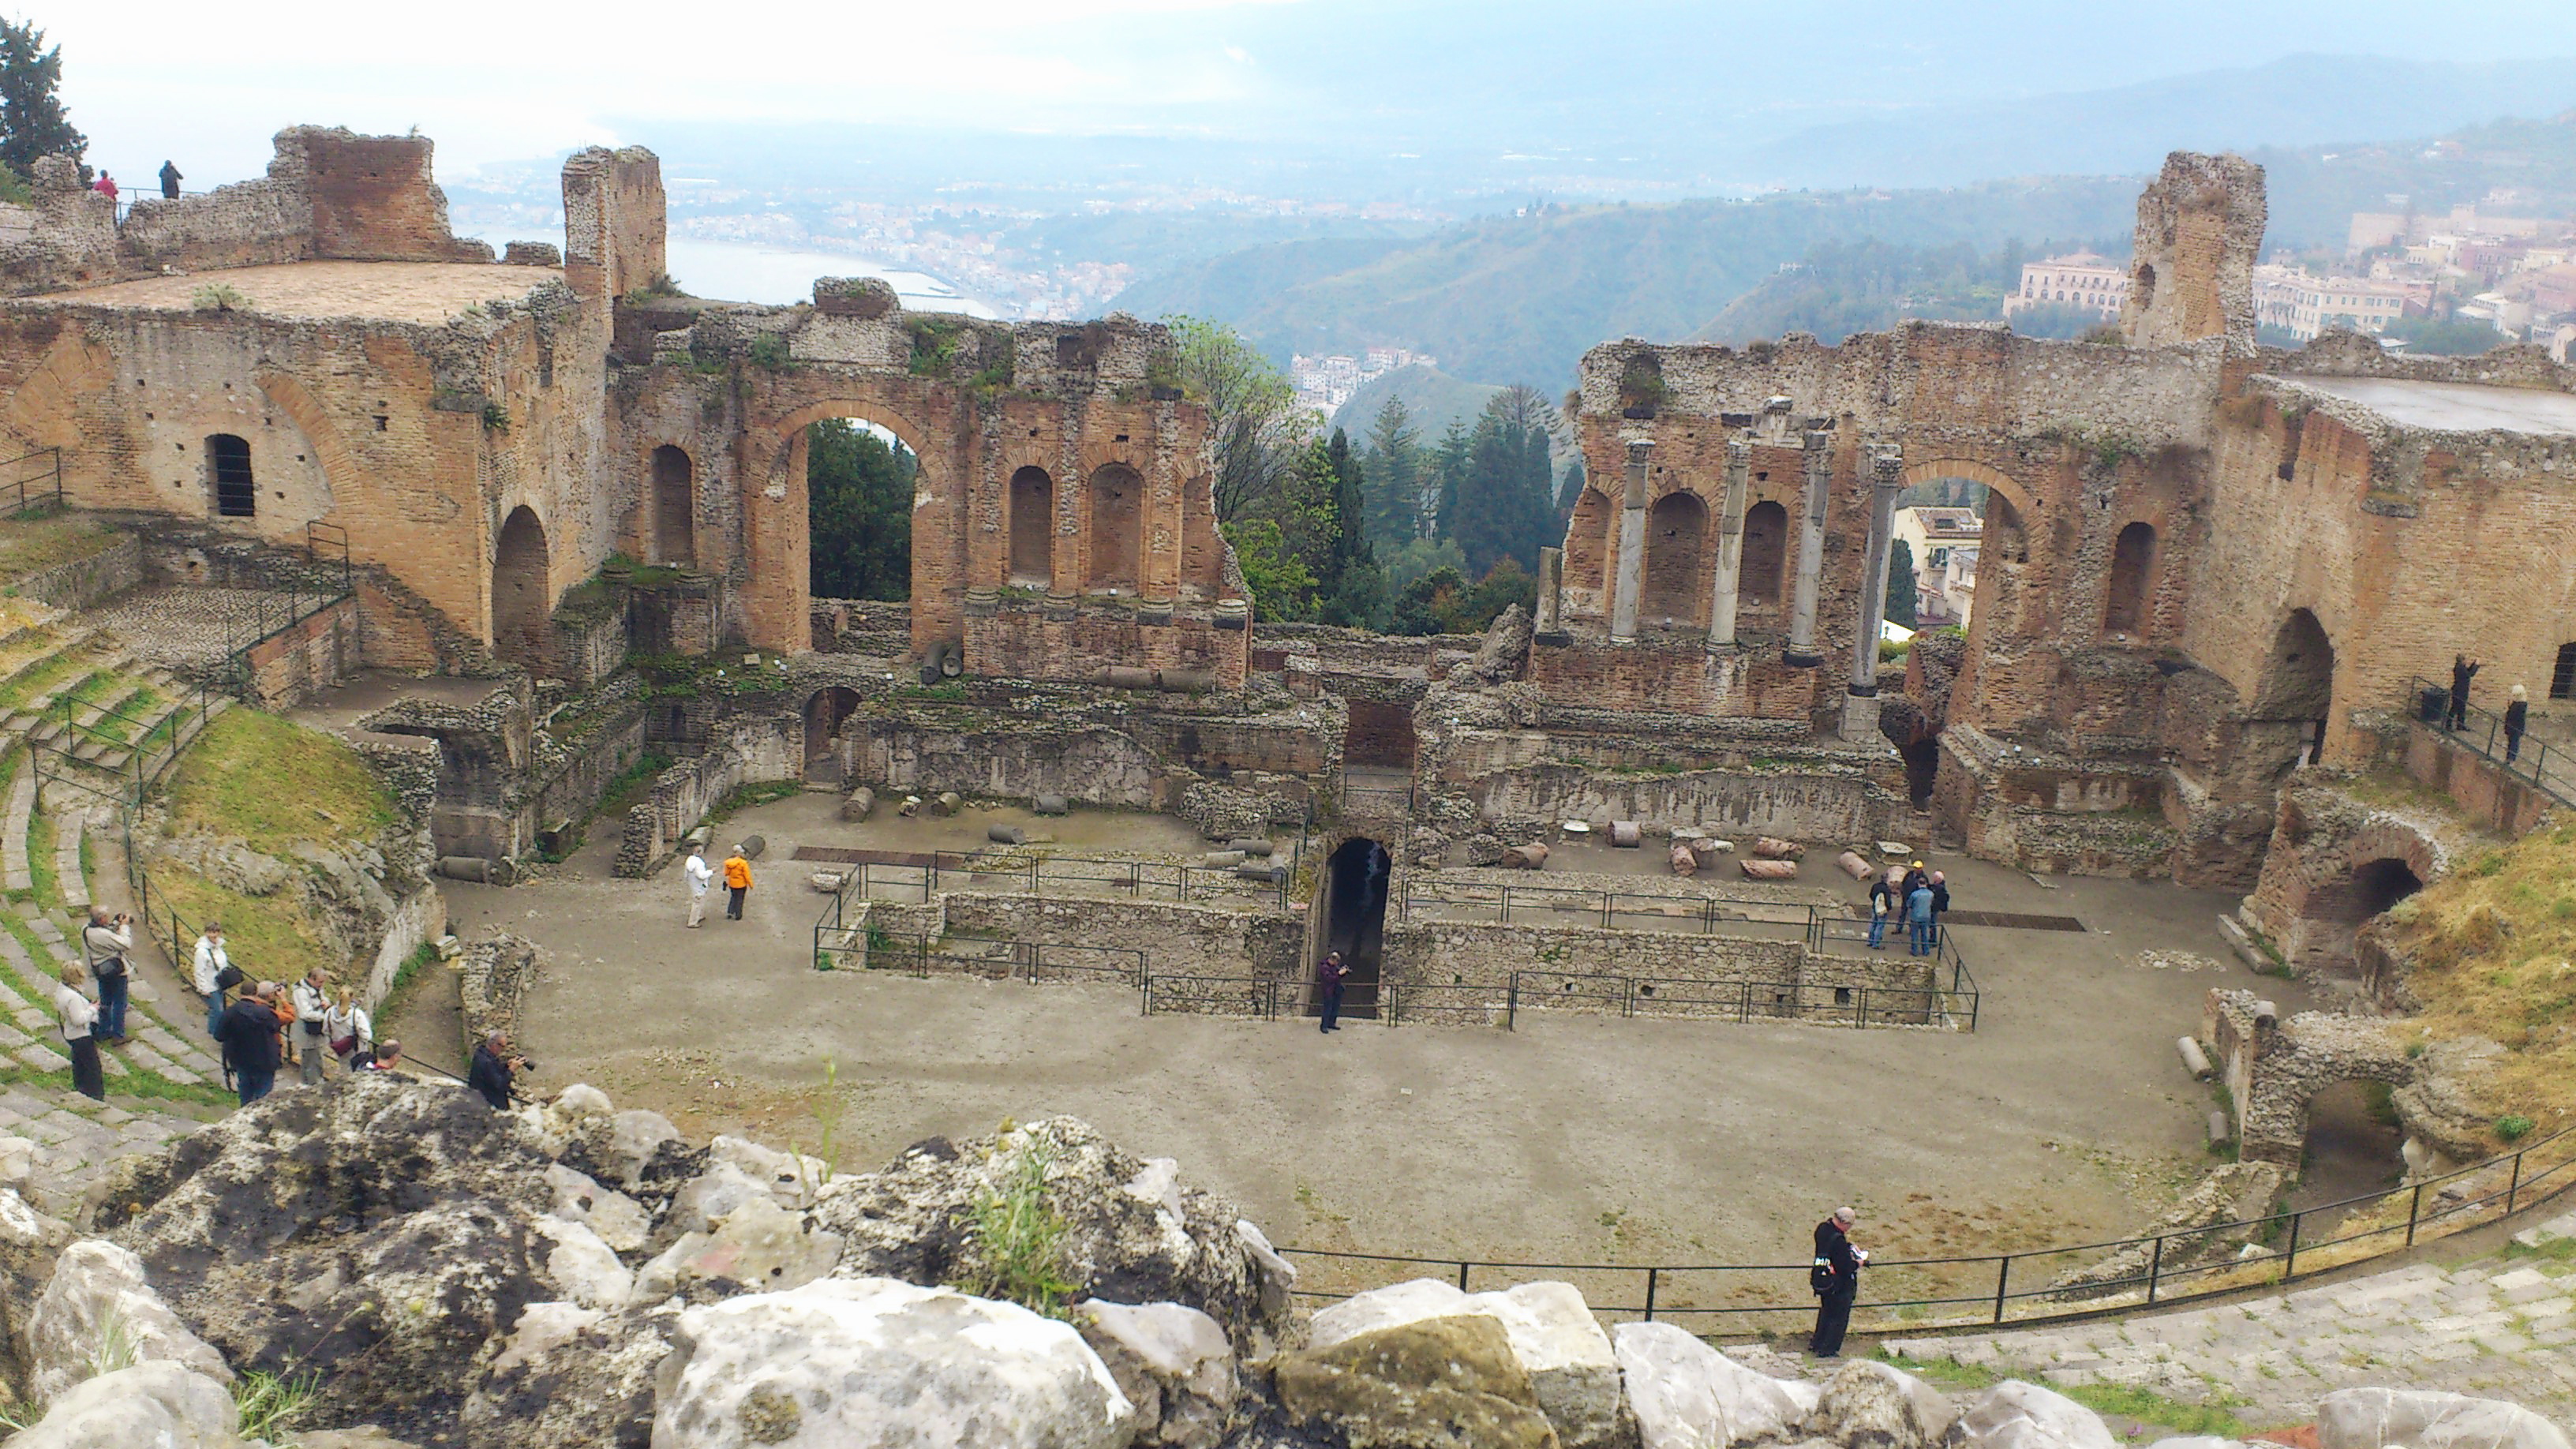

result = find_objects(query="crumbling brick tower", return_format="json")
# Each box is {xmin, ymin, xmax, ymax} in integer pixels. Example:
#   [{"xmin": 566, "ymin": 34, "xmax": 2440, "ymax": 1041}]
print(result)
[{"xmin": 2120, "ymin": 152, "xmax": 2267, "ymax": 353}]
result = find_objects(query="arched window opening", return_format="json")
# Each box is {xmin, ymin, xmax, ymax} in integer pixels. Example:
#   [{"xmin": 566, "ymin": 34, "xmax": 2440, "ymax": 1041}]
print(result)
[
  {"xmin": 208, "ymin": 434, "xmax": 255, "ymax": 518},
  {"xmin": 1642, "ymin": 491, "xmax": 1708, "ymax": 626},
  {"xmin": 652, "ymin": 445, "xmax": 695, "ymax": 567},
  {"xmin": 807, "ymin": 418, "xmax": 914, "ymax": 602},
  {"xmin": 1738, "ymin": 500, "xmax": 1788, "ymax": 607},
  {"xmin": 2104, "ymin": 521, "xmax": 2155, "ymax": 635},
  {"xmin": 1088, "ymin": 463, "xmax": 1143, "ymax": 591},
  {"xmin": 492, "ymin": 506, "xmax": 551, "ymax": 672},
  {"xmin": 1009, "ymin": 466, "xmax": 1054, "ymax": 587},
  {"xmin": 2551, "ymin": 642, "xmax": 2576, "ymax": 701}
]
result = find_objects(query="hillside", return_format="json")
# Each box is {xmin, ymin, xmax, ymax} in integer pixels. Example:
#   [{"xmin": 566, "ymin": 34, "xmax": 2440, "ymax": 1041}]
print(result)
[
  {"xmin": 1114, "ymin": 178, "xmax": 2143, "ymax": 393},
  {"xmin": 1331, "ymin": 365, "xmax": 1503, "ymax": 440}
]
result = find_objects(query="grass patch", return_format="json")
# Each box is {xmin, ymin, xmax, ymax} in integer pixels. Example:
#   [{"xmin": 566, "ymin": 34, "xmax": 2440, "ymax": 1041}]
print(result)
[
  {"xmin": 232, "ymin": 1369, "xmax": 319, "ymax": 1441},
  {"xmin": 0, "ymin": 513, "xmax": 120, "ymax": 585},
  {"xmin": 145, "ymin": 863, "xmax": 330, "ymax": 986},
  {"xmin": 2059, "ymin": 1382, "xmax": 2250, "ymax": 1437},
  {"xmin": 0, "ymin": 1062, "xmax": 234, "ymax": 1110},
  {"xmin": 590, "ymin": 750, "xmax": 674, "ymax": 826},
  {"xmin": 1882, "ymin": 1354, "xmax": 1998, "ymax": 1390},
  {"xmin": 24, "ymin": 814, "xmax": 54, "ymax": 904},
  {"xmin": 0, "ymin": 646, "xmax": 97, "ymax": 715},
  {"xmin": 704, "ymin": 780, "xmax": 802, "ymax": 831},
  {"xmin": 957, "ymin": 1130, "xmax": 1083, "ymax": 1317},
  {"xmin": 165, "ymin": 710, "xmax": 395, "ymax": 855},
  {"xmin": 2376, "ymin": 819, "xmax": 2576, "ymax": 1140}
]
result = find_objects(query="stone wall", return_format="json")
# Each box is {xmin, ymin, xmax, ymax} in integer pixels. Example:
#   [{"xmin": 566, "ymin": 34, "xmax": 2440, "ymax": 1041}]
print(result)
[
  {"xmin": 9, "ymin": 533, "xmax": 140, "ymax": 610},
  {"xmin": 1381, "ymin": 919, "xmax": 1945, "ymax": 1024},
  {"xmin": 522, "ymin": 696, "xmax": 649, "ymax": 853},
  {"xmin": 938, "ymin": 892, "xmax": 1305, "ymax": 980},
  {"xmin": 2238, "ymin": 781, "xmax": 2454, "ymax": 978},
  {"xmin": 2390, "ymin": 725, "xmax": 2559, "ymax": 837},
  {"xmin": 238, "ymin": 594, "xmax": 361, "ymax": 707},
  {"xmin": 614, "ymin": 713, "xmax": 799, "ymax": 876}
]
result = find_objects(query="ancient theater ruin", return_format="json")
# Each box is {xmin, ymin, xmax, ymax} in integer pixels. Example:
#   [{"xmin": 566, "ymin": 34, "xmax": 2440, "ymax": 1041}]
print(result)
[{"xmin": 2, "ymin": 130, "xmax": 2571, "ymax": 1187}]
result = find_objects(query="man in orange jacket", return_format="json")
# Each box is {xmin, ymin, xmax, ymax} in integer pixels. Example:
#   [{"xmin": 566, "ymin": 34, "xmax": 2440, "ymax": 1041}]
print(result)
[{"xmin": 722, "ymin": 846, "xmax": 753, "ymax": 921}]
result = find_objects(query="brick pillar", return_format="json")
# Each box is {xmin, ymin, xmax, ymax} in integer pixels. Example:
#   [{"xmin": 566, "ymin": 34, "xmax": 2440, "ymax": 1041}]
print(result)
[
  {"xmin": 1609, "ymin": 440, "xmax": 1651, "ymax": 641},
  {"xmin": 1707, "ymin": 433, "xmax": 1751, "ymax": 648},
  {"xmin": 1784, "ymin": 429, "xmax": 1833, "ymax": 668},
  {"xmin": 742, "ymin": 428, "xmax": 812, "ymax": 655},
  {"xmin": 1841, "ymin": 450, "xmax": 1904, "ymax": 742}
]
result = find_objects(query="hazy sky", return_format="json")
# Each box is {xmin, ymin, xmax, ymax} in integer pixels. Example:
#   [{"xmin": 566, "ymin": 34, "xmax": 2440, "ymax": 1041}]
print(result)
[{"xmin": 55, "ymin": 0, "xmax": 2576, "ymax": 186}]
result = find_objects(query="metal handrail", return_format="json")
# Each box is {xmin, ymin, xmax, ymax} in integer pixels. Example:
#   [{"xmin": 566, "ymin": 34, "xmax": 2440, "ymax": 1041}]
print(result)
[
  {"xmin": 2404, "ymin": 675, "xmax": 2576, "ymax": 809},
  {"xmin": 1280, "ymin": 1117, "xmax": 2576, "ymax": 1331},
  {"xmin": 0, "ymin": 447, "xmax": 64, "ymax": 516}
]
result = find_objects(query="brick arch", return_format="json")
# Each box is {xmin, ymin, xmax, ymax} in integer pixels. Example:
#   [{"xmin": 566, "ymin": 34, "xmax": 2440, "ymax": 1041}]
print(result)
[
  {"xmin": 1900, "ymin": 456, "xmax": 2039, "ymax": 526},
  {"xmin": 757, "ymin": 395, "xmax": 939, "ymax": 488},
  {"xmin": 3, "ymin": 329, "xmax": 113, "ymax": 452},
  {"xmin": 251, "ymin": 371, "xmax": 353, "ymax": 513},
  {"xmin": 740, "ymin": 391, "xmax": 945, "ymax": 657}
]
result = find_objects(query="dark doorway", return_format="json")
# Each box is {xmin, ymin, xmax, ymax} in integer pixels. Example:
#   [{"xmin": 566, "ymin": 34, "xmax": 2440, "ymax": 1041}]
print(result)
[
  {"xmin": 2286, "ymin": 1080, "xmax": 2405, "ymax": 1234},
  {"xmin": 2552, "ymin": 642, "xmax": 2576, "ymax": 701},
  {"xmin": 492, "ymin": 507, "xmax": 551, "ymax": 672},
  {"xmin": 1899, "ymin": 736, "xmax": 1941, "ymax": 807},
  {"xmin": 1739, "ymin": 500, "xmax": 1788, "ymax": 607},
  {"xmin": 2256, "ymin": 608, "xmax": 2334, "ymax": 773},
  {"xmin": 1316, "ymin": 837, "xmax": 1391, "ymax": 1019},
  {"xmin": 653, "ymin": 445, "xmax": 695, "ymax": 567},
  {"xmin": 208, "ymin": 434, "xmax": 255, "ymax": 518},
  {"xmin": 1009, "ymin": 466, "xmax": 1054, "ymax": 586},
  {"xmin": 804, "ymin": 686, "xmax": 863, "ymax": 781},
  {"xmin": 1642, "ymin": 490, "xmax": 1708, "ymax": 627},
  {"xmin": 2353, "ymin": 856, "xmax": 2422, "ymax": 918},
  {"xmin": 1088, "ymin": 463, "xmax": 1142, "ymax": 590},
  {"xmin": 2103, "ymin": 521, "xmax": 2155, "ymax": 635}
]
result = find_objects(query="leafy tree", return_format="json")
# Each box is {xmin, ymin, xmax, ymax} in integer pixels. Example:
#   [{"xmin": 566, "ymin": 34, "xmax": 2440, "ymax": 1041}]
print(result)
[
  {"xmin": 1427, "ymin": 418, "xmax": 1471, "ymax": 541},
  {"xmin": 1170, "ymin": 315, "xmax": 1305, "ymax": 521},
  {"xmin": 808, "ymin": 419, "xmax": 913, "ymax": 601},
  {"xmin": 1885, "ymin": 539, "xmax": 1918, "ymax": 628},
  {"xmin": 2380, "ymin": 315, "xmax": 2503, "ymax": 356},
  {"xmin": 1220, "ymin": 519, "xmax": 1315, "ymax": 623},
  {"xmin": 1358, "ymin": 394, "xmax": 1423, "ymax": 548},
  {"xmin": 1380, "ymin": 534, "xmax": 1467, "ymax": 591},
  {"xmin": 1391, "ymin": 559, "xmax": 1538, "ymax": 637},
  {"xmin": 0, "ymin": 18, "xmax": 82, "ymax": 179}
]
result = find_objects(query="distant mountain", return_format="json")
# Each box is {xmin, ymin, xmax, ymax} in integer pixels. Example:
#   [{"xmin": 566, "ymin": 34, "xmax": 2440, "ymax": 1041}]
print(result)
[
  {"xmin": 1332, "ymin": 365, "xmax": 1504, "ymax": 443},
  {"xmin": 1114, "ymin": 179, "xmax": 2143, "ymax": 393},
  {"xmin": 1759, "ymin": 54, "xmax": 2576, "ymax": 190}
]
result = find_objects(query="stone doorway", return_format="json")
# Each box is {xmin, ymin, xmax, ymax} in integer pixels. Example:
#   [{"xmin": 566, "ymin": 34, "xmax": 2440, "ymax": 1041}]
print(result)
[
  {"xmin": 492, "ymin": 506, "xmax": 551, "ymax": 672},
  {"xmin": 803, "ymin": 686, "xmax": 863, "ymax": 784},
  {"xmin": 1313, "ymin": 837, "xmax": 1392, "ymax": 1020}
]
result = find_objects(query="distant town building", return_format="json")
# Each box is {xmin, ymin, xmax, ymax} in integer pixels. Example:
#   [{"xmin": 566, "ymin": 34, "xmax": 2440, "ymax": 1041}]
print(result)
[
  {"xmin": 1893, "ymin": 506, "xmax": 1983, "ymax": 626},
  {"xmin": 2004, "ymin": 253, "xmax": 2130, "ymax": 319},
  {"xmin": 1291, "ymin": 346, "xmax": 1438, "ymax": 416},
  {"xmin": 2252, "ymin": 264, "xmax": 2411, "ymax": 342}
]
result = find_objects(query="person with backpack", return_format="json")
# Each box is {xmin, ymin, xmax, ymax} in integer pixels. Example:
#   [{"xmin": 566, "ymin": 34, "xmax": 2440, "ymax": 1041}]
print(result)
[
  {"xmin": 1866, "ymin": 874, "xmax": 1896, "ymax": 949},
  {"xmin": 1808, "ymin": 1206, "xmax": 1866, "ymax": 1357},
  {"xmin": 81, "ymin": 908, "xmax": 133, "ymax": 1045},
  {"xmin": 192, "ymin": 921, "xmax": 233, "ymax": 1038},
  {"xmin": 722, "ymin": 845, "xmax": 754, "ymax": 921}
]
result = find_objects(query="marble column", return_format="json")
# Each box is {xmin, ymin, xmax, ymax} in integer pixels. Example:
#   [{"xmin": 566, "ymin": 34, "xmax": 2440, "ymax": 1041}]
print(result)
[
  {"xmin": 1608, "ymin": 440, "xmax": 1651, "ymax": 641},
  {"xmin": 1706, "ymin": 434, "xmax": 1752, "ymax": 648},
  {"xmin": 1783, "ymin": 428, "xmax": 1833, "ymax": 668},
  {"xmin": 1534, "ymin": 545, "xmax": 1567, "ymax": 641},
  {"xmin": 1840, "ymin": 450, "xmax": 1906, "ymax": 742}
]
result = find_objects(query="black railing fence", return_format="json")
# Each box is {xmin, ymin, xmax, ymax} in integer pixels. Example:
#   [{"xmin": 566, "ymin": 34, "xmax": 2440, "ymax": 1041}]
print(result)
[
  {"xmin": 2406, "ymin": 675, "xmax": 2576, "ymax": 809},
  {"xmin": 1282, "ymin": 1118, "xmax": 2576, "ymax": 1335},
  {"xmin": 0, "ymin": 447, "xmax": 63, "ymax": 516}
]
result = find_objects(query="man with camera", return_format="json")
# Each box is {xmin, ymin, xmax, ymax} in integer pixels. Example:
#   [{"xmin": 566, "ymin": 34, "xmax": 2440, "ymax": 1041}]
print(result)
[
  {"xmin": 80, "ymin": 908, "xmax": 135, "ymax": 1045},
  {"xmin": 468, "ymin": 1030, "xmax": 532, "ymax": 1110}
]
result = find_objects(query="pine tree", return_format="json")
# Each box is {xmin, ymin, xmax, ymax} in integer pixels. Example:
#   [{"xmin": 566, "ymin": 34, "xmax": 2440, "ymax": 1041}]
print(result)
[
  {"xmin": 0, "ymin": 19, "xmax": 83, "ymax": 179},
  {"xmin": 1428, "ymin": 419, "xmax": 1471, "ymax": 542},
  {"xmin": 1885, "ymin": 539, "xmax": 1919, "ymax": 628},
  {"xmin": 1318, "ymin": 429, "xmax": 1387, "ymax": 627},
  {"xmin": 1359, "ymin": 395, "xmax": 1421, "ymax": 548}
]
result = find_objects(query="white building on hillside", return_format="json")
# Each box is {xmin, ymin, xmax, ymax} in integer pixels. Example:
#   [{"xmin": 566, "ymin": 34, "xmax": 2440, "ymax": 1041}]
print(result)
[
  {"xmin": 1893, "ymin": 506, "xmax": 1983, "ymax": 626},
  {"xmin": 2252, "ymin": 264, "xmax": 2412, "ymax": 342},
  {"xmin": 2004, "ymin": 253, "xmax": 2130, "ymax": 319}
]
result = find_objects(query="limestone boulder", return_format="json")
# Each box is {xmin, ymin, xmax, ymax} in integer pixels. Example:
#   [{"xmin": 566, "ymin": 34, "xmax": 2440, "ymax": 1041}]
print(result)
[
  {"xmin": 1807, "ymin": 1359, "xmax": 1955, "ymax": 1449},
  {"xmin": 1274, "ymin": 1312, "xmax": 1557, "ymax": 1449},
  {"xmin": 532, "ymin": 1212, "xmax": 635, "ymax": 1309},
  {"xmin": 1075, "ymin": 1299, "xmax": 1239, "ymax": 1449},
  {"xmin": 0, "ymin": 1134, "xmax": 34, "ymax": 1191},
  {"xmin": 27, "ymin": 1240, "xmax": 233, "ymax": 1404},
  {"xmin": 812, "ymin": 1118, "xmax": 1296, "ymax": 1348},
  {"xmin": 1943, "ymin": 1381, "xmax": 2116, "ymax": 1449},
  {"xmin": 1310, "ymin": 1278, "xmax": 1629, "ymax": 1449},
  {"xmin": 1612, "ymin": 1322, "xmax": 1812, "ymax": 1449},
  {"xmin": 710, "ymin": 1133, "xmax": 829, "ymax": 1211},
  {"xmin": 659, "ymin": 1159, "xmax": 773, "ymax": 1243},
  {"xmin": 650, "ymin": 1277, "xmax": 1134, "ymax": 1448},
  {"xmin": 631, "ymin": 1195, "xmax": 844, "ymax": 1303},
  {"xmin": 545, "ymin": 1163, "xmax": 652, "ymax": 1254},
  {"xmin": 2, "ymin": 1361, "xmax": 249, "ymax": 1449},
  {"xmin": 2389, "ymin": 1039, "xmax": 2510, "ymax": 1164},
  {"xmin": 2316, "ymin": 1387, "xmax": 2571, "ymax": 1449},
  {"xmin": 462, "ymin": 1301, "xmax": 672, "ymax": 1449},
  {"xmin": 0, "ymin": 1185, "xmax": 72, "ymax": 1391}
]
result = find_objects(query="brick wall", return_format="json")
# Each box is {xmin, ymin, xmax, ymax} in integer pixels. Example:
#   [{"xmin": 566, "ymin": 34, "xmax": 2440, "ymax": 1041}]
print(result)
[{"xmin": 240, "ymin": 595, "xmax": 361, "ymax": 706}]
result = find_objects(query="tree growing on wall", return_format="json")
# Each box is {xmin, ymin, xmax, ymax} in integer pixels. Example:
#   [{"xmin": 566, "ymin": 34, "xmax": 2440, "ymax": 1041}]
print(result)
[
  {"xmin": 1885, "ymin": 539, "xmax": 1919, "ymax": 627},
  {"xmin": 1170, "ymin": 316, "xmax": 1305, "ymax": 522},
  {"xmin": 1220, "ymin": 519, "xmax": 1316, "ymax": 623},
  {"xmin": 0, "ymin": 18, "xmax": 82, "ymax": 180},
  {"xmin": 1444, "ymin": 388, "xmax": 1560, "ymax": 578},
  {"xmin": 808, "ymin": 419, "xmax": 913, "ymax": 601}
]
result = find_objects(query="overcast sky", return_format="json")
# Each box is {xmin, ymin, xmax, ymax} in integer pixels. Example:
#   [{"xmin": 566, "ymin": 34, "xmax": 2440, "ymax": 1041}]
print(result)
[{"xmin": 54, "ymin": 0, "xmax": 2576, "ymax": 187}]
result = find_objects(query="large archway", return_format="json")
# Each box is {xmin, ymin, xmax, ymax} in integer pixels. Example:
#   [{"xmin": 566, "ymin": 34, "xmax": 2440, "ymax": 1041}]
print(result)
[
  {"xmin": 808, "ymin": 417, "xmax": 915, "ymax": 603},
  {"xmin": 652, "ymin": 444, "xmax": 695, "ymax": 567},
  {"xmin": 1738, "ymin": 500, "xmax": 1788, "ymax": 610},
  {"xmin": 2254, "ymin": 608, "xmax": 2334, "ymax": 777},
  {"xmin": 1087, "ymin": 463, "xmax": 1143, "ymax": 592},
  {"xmin": 1312, "ymin": 837, "xmax": 1392, "ymax": 1020},
  {"xmin": 492, "ymin": 506, "xmax": 552, "ymax": 672},
  {"xmin": 1642, "ymin": 490, "xmax": 1708, "ymax": 627}
]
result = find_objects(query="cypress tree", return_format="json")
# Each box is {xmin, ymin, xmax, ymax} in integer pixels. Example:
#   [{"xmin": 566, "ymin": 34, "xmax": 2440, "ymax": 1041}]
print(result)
[{"xmin": 0, "ymin": 19, "xmax": 84, "ymax": 178}]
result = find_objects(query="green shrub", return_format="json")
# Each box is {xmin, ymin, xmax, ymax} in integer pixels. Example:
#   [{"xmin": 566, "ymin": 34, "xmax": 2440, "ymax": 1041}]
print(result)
[
  {"xmin": 2496, "ymin": 1114, "xmax": 2536, "ymax": 1142},
  {"xmin": 960, "ymin": 1134, "xmax": 1083, "ymax": 1317}
]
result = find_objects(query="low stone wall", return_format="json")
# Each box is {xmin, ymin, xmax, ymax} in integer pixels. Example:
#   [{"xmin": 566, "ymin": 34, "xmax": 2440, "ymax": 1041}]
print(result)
[
  {"xmin": 1461, "ymin": 759, "xmax": 1892, "ymax": 842},
  {"xmin": 13, "ymin": 533, "xmax": 141, "ymax": 610},
  {"xmin": 359, "ymin": 882, "xmax": 447, "ymax": 1013},
  {"xmin": 2394, "ymin": 722, "xmax": 2557, "ymax": 837},
  {"xmin": 843, "ymin": 717, "xmax": 1164, "ymax": 808},
  {"xmin": 240, "ymin": 595, "xmax": 361, "ymax": 707},
  {"xmin": 523, "ymin": 697, "xmax": 648, "ymax": 849},
  {"xmin": 458, "ymin": 934, "xmax": 542, "ymax": 1059},
  {"xmin": 1381, "ymin": 919, "xmax": 1941, "ymax": 1023},
  {"xmin": 614, "ymin": 713, "xmax": 799, "ymax": 876},
  {"xmin": 941, "ymin": 891, "xmax": 1305, "ymax": 979}
]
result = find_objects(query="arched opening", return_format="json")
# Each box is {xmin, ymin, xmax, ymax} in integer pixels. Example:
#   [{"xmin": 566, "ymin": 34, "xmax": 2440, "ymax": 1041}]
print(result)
[
  {"xmin": 2292, "ymin": 852, "xmax": 2423, "ymax": 977},
  {"xmin": 808, "ymin": 418, "xmax": 915, "ymax": 601},
  {"xmin": 1642, "ymin": 490, "xmax": 1707, "ymax": 627},
  {"xmin": 207, "ymin": 434, "xmax": 255, "ymax": 519},
  {"xmin": 492, "ymin": 506, "xmax": 552, "ymax": 672},
  {"xmin": 1087, "ymin": 463, "xmax": 1142, "ymax": 591},
  {"xmin": 652, "ymin": 445, "xmax": 695, "ymax": 567},
  {"xmin": 1314, "ymin": 837, "xmax": 1391, "ymax": 1020},
  {"xmin": 1738, "ymin": 500, "xmax": 1788, "ymax": 608},
  {"xmin": 2353, "ymin": 856, "xmax": 2423, "ymax": 918},
  {"xmin": 1563, "ymin": 487, "xmax": 1612, "ymax": 593},
  {"xmin": 2256, "ymin": 608, "xmax": 2334, "ymax": 773},
  {"xmin": 803, "ymin": 686, "xmax": 863, "ymax": 782},
  {"xmin": 2285, "ymin": 1079, "xmax": 2406, "ymax": 1234},
  {"xmin": 2131, "ymin": 262, "xmax": 2157, "ymax": 313},
  {"xmin": 1009, "ymin": 466, "xmax": 1054, "ymax": 587},
  {"xmin": 2552, "ymin": 642, "xmax": 2576, "ymax": 701},
  {"xmin": 2103, "ymin": 521, "xmax": 2155, "ymax": 635}
]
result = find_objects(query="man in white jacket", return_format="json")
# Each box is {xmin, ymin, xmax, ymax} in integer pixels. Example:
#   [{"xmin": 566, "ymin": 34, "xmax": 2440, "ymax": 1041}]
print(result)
[
  {"xmin": 290, "ymin": 971, "xmax": 331, "ymax": 1087},
  {"xmin": 192, "ymin": 922, "xmax": 231, "ymax": 1038},
  {"xmin": 683, "ymin": 844, "xmax": 713, "ymax": 928}
]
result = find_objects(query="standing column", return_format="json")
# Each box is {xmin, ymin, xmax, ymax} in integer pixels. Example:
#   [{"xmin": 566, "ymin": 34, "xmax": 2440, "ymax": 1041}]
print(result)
[
  {"xmin": 1841, "ymin": 450, "xmax": 1905, "ymax": 742},
  {"xmin": 1608, "ymin": 440, "xmax": 1651, "ymax": 641},
  {"xmin": 1782, "ymin": 428, "xmax": 1833, "ymax": 668},
  {"xmin": 1533, "ymin": 546, "xmax": 1567, "ymax": 641},
  {"xmin": 1706, "ymin": 434, "xmax": 1752, "ymax": 647}
]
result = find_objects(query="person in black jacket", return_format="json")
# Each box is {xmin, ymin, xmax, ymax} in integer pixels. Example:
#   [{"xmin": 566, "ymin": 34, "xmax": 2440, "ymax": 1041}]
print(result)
[
  {"xmin": 468, "ymin": 1032, "xmax": 527, "ymax": 1110},
  {"xmin": 219, "ymin": 984, "xmax": 284, "ymax": 1107},
  {"xmin": 2505, "ymin": 684, "xmax": 2529, "ymax": 763},
  {"xmin": 2448, "ymin": 654, "xmax": 2479, "ymax": 731},
  {"xmin": 1809, "ymin": 1206, "xmax": 1865, "ymax": 1357}
]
